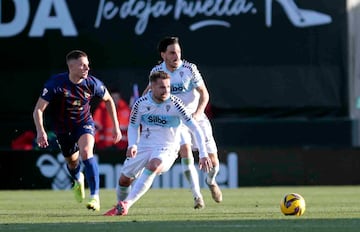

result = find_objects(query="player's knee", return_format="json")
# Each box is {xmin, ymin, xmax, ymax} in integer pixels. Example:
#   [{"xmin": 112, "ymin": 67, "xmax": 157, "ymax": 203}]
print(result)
[
  {"xmin": 80, "ymin": 148, "xmax": 93, "ymax": 160},
  {"xmin": 179, "ymin": 144, "xmax": 192, "ymax": 158},
  {"xmin": 146, "ymin": 159, "xmax": 163, "ymax": 173},
  {"xmin": 119, "ymin": 175, "xmax": 132, "ymax": 186},
  {"xmin": 65, "ymin": 155, "xmax": 80, "ymax": 169}
]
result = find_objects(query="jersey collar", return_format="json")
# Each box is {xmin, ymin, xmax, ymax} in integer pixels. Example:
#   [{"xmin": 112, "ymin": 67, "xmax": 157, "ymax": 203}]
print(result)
[{"xmin": 161, "ymin": 60, "xmax": 183, "ymax": 73}]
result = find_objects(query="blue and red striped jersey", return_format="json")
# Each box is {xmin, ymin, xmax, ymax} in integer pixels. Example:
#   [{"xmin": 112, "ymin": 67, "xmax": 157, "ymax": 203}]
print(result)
[{"xmin": 40, "ymin": 72, "xmax": 106, "ymax": 134}]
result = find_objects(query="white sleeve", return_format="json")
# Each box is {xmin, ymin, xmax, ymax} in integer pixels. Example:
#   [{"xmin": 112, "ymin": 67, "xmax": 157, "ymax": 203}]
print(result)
[
  {"xmin": 185, "ymin": 119, "xmax": 208, "ymax": 158},
  {"xmin": 127, "ymin": 99, "xmax": 141, "ymax": 148},
  {"xmin": 127, "ymin": 124, "xmax": 139, "ymax": 148},
  {"xmin": 173, "ymin": 95, "xmax": 208, "ymax": 158}
]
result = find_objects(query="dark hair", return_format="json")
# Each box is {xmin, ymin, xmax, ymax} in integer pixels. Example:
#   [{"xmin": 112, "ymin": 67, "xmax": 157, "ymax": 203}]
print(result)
[
  {"xmin": 66, "ymin": 50, "xmax": 87, "ymax": 62},
  {"xmin": 149, "ymin": 71, "xmax": 170, "ymax": 83},
  {"xmin": 157, "ymin": 36, "xmax": 179, "ymax": 53}
]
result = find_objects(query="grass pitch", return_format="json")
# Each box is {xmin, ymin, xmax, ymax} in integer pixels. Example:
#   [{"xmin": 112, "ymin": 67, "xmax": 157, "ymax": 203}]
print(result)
[{"xmin": 1, "ymin": 186, "xmax": 360, "ymax": 232}]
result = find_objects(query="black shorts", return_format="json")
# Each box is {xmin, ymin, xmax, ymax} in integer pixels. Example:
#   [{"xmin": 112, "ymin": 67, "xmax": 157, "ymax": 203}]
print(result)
[
  {"xmin": 56, "ymin": 123, "xmax": 95, "ymax": 157},
  {"xmin": 56, "ymin": 133, "xmax": 79, "ymax": 157}
]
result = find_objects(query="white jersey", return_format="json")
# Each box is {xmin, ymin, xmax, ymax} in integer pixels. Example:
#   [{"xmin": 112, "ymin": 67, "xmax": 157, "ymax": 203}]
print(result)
[
  {"xmin": 150, "ymin": 60, "xmax": 204, "ymax": 113},
  {"xmin": 127, "ymin": 92, "xmax": 208, "ymax": 158}
]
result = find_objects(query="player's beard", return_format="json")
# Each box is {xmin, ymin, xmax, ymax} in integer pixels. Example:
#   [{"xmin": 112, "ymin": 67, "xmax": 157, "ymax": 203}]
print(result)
[
  {"xmin": 172, "ymin": 59, "xmax": 180, "ymax": 69},
  {"xmin": 166, "ymin": 58, "xmax": 180, "ymax": 71},
  {"xmin": 153, "ymin": 93, "xmax": 169, "ymax": 103}
]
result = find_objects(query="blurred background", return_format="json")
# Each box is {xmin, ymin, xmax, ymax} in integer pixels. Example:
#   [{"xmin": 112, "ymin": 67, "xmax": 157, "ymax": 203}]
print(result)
[{"xmin": 1, "ymin": 0, "xmax": 360, "ymax": 189}]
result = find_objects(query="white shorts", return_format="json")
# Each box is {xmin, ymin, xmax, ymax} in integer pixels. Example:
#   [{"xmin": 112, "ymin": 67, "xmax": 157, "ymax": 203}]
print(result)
[
  {"xmin": 121, "ymin": 146, "xmax": 179, "ymax": 179},
  {"xmin": 180, "ymin": 113, "xmax": 218, "ymax": 154}
]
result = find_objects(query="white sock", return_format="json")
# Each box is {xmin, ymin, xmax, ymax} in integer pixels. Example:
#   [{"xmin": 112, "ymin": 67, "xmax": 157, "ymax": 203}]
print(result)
[
  {"xmin": 206, "ymin": 165, "xmax": 219, "ymax": 185},
  {"xmin": 181, "ymin": 157, "xmax": 202, "ymax": 198},
  {"xmin": 125, "ymin": 169, "xmax": 156, "ymax": 208},
  {"xmin": 116, "ymin": 184, "xmax": 131, "ymax": 202},
  {"xmin": 90, "ymin": 194, "xmax": 99, "ymax": 201}
]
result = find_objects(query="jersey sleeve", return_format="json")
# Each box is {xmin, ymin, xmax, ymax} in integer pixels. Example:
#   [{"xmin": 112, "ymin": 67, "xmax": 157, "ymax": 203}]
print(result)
[
  {"xmin": 92, "ymin": 77, "xmax": 107, "ymax": 99},
  {"xmin": 185, "ymin": 119, "xmax": 208, "ymax": 158},
  {"xmin": 186, "ymin": 61, "xmax": 205, "ymax": 88},
  {"xmin": 172, "ymin": 96, "xmax": 208, "ymax": 158},
  {"xmin": 127, "ymin": 97, "xmax": 143, "ymax": 147},
  {"xmin": 40, "ymin": 76, "xmax": 56, "ymax": 102}
]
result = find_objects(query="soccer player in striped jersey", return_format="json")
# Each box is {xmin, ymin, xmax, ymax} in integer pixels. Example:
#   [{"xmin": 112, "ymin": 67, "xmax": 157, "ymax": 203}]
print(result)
[
  {"xmin": 33, "ymin": 50, "xmax": 122, "ymax": 211},
  {"xmin": 143, "ymin": 36, "xmax": 223, "ymax": 208},
  {"xmin": 104, "ymin": 71, "xmax": 212, "ymax": 216}
]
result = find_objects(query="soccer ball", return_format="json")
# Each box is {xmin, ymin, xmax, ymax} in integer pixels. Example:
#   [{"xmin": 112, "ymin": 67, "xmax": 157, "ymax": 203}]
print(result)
[{"xmin": 280, "ymin": 193, "xmax": 306, "ymax": 216}]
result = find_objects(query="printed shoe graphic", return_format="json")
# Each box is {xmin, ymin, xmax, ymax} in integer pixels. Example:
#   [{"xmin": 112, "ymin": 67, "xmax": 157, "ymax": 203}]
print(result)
[{"xmin": 265, "ymin": 0, "xmax": 332, "ymax": 28}]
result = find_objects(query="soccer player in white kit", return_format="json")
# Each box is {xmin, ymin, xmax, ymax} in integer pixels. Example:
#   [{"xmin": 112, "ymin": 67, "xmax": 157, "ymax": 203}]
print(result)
[
  {"xmin": 104, "ymin": 71, "xmax": 212, "ymax": 216},
  {"xmin": 144, "ymin": 36, "xmax": 223, "ymax": 208}
]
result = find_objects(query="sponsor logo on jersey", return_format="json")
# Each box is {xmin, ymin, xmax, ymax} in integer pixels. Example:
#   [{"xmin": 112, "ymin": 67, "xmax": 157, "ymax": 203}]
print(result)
[
  {"xmin": 83, "ymin": 124, "xmax": 95, "ymax": 133},
  {"xmin": 171, "ymin": 83, "xmax": 185, "ymax": 93},
  {"xmin": 84, "ymin": 91, "xmax": 91, "ymax": 99},
  {"xmin": 64, "ymin": 89, "xmax": 70, "ymax": 97},
  {"xmin": 147, "ymin": 115, "xmax": 167, "ymax": 125},
  {"xmin": 42, "ymin": 88, "xmax": 48, "ymax": 96}
]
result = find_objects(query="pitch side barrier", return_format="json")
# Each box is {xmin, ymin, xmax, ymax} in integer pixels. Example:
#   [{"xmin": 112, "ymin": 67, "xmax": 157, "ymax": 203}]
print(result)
[{"xmin": 1, "ymin": 147, "xmax": 360, "ymax": 190}]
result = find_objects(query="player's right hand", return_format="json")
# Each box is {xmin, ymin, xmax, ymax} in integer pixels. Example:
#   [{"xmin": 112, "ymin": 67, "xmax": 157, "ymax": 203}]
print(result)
[{"xmin": 36, "ymin": 131, "xmax": 49, "ymax": 148}]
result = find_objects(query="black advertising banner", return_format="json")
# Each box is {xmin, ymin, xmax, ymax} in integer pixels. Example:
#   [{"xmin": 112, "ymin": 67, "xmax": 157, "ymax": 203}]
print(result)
[
  {"xmin": 1, "ymin": 147, "xmax": 360, "ymax": 190},
  {"xmin": 0, "ymin": 149, "xmax": 239, "ymax": 190},
  {"xmin": 0, "ymin": 0, "xmax": 347, "ymax": 114}
]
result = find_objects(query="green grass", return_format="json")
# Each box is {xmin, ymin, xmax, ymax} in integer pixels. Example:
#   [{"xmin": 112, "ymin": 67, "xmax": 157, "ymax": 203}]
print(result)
[{"xmin": 1, "ymin": 186, "xmax": 360, "ymax": 232}]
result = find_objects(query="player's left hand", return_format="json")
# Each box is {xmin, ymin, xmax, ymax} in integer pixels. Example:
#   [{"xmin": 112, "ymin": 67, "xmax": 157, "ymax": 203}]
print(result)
[
  {"xmin": 36, "ymin": 131, "xmax": 49, "ymax": 148},
  {"xmin": 199, "ymin": 157, "xmax": 213, "ymax": 173}
]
